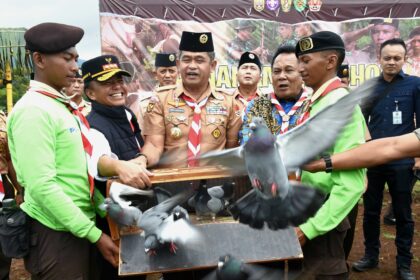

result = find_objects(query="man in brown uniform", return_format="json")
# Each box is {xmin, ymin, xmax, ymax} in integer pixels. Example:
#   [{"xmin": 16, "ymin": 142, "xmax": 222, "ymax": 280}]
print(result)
[
  {"xmin": 233, "ymin": 51, "xmax": 264, "ymax": 113},
  {"xmin": 141, "ymin": 31, "xmax": 242, "ymax": 168}
]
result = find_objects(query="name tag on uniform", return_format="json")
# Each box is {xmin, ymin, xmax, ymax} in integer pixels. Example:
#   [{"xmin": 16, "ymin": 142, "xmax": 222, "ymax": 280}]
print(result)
[
  {"xmin": 169, "ymin": 108, "xmax": 185, "ymax": 113},
  {"xmin": 393, "ymin": 110, "xmax": 402, "ymax": 125},
  {"xmin": 207, "ymin": 106, "xmax": 228, "ymax": 115}
]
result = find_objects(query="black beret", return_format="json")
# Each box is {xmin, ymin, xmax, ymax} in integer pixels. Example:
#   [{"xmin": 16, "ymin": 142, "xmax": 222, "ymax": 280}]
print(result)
[
  {"xmin": 337, "ymin": 64, "xmax": 349, "ymax": 78},
  {"xmin": 24, "ymin": 22, "xmax": 84, "ymax": 54},
  {"xmin": 370, "ymin": 18, "xmax": 399, "ymax": 29},
  {"xmin": 81, "ymin": 55, "xmax": 131, "ymax": 83},
  {"xmin": 409, "ymin": 27, "xmax": 420, "ymax": 39},
  {"xmin": 296, "ymin": 31, "xmax": 345, "ymax": 57},
  {"xmin": 238, "ymin": 52, "xmax": 261, "ymax": 70},
  {"xmin": 155, "ymin": 53, "xmax": 177, "ymax": 67},
  {"xmin": 179, "ymin": 31, "xmax": 214, "ymax": 52}
]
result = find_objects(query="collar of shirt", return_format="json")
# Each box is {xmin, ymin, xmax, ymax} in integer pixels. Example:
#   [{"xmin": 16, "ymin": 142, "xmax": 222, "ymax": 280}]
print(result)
[
  {"xmin": 310, "ymin": 76, "xmax": 341, "ymax": 104},
  {"xmin": 233, "ymin": 88, "xmax": 262, "ymax": 101},
  {"xmin": 379, "ymin": 70, "xmax": 406, "ymax": 83},
  {"xmin": 29, "ymin": 80, "xmax": 70, "ymax": 100},
  {"xmin": 173, "ymin": 83, "xmax": 224, "ymax": 102}
]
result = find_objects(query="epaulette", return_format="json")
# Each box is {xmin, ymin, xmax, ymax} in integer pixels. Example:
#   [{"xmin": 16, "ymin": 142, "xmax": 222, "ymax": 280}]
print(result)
[{"xmin": 156, "ymin": 84, "xmax": 177, "ymax": 92}]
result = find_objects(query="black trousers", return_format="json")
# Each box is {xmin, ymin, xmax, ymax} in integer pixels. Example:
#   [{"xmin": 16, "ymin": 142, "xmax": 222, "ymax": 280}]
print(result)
[
  {"xmin": 24, "ymin": 218, "xmax": 99, "ymax": 280},
  {"xmin": 364, "ymin": 166, "xmax": 414, "ymax": 268}
]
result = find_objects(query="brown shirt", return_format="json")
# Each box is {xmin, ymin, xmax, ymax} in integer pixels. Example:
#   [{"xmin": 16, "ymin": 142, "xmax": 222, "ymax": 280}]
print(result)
[
  {"xmin": 233, "ymin": 88, "xmax": 264, "ymax": 112},
  {"xmin": 143, "ymin": 83, "xmax": 242, "ymax": 166}
]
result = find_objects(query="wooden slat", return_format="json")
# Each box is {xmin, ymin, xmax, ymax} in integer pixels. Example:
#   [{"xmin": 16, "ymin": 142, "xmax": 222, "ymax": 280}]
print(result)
[{"xmin": 149, "ymin": 165, "xmax": 236, "ymax": 184}]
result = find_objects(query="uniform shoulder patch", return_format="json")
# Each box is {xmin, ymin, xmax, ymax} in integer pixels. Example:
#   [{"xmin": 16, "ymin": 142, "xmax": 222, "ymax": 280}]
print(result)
[{"xmin": 156, "ymin": 84, "xmax": 177, "ymax": 92}]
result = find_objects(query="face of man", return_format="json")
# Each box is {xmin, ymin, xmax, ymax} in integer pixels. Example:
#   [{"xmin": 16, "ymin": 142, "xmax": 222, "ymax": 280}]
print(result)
[
  {"xmin": 272, "ymin": 53, "xmax": 303, "ymax": 99},
  {"xmin": 411, "ymin": 35, "xmax": 420, "ymax": 55},
  {"xmin": 155, "ymin": 66, "xmax": 178, "ymax": 86},
  {"xmin": 178, "ymin": 51, "xmax": 216, "ymax": 89},
  {"xmin": 379, "ymin": 44, "xmax": 406, "ymax": 79},
  {"xmin": 63, "ymin": 78, "xmax": 84, "ymax": 97},
  {"xmin": 237, "ymin": 63, "xmax": 261, "ymax": 88},
  {"xmin": 279, "ymin": 26, "xmax": 292, "ymax": 39},
  {"xmin": 86, "ymin": 74, "xmax": 128, "ymax": 107},
  {"xmin": 38, "ymin": 47, "xmax": 79, "ymax": 91},
  {"xmin": 371, "ymin": 24, "xmax": 399, "ymax": 49},
  {"xmin": 298, "ymin": 51, "xmax": 331, "ymax": 91}
]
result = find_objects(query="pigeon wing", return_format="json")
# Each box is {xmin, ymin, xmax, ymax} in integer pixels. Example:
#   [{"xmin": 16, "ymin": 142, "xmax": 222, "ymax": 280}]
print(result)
[
  {"xmin": 197, "ymin": 146, "xmax": 247, "ymax": 175},
  {"xmin": 278, "ymin": 80, "xmax": 377, "ymax": 170}
]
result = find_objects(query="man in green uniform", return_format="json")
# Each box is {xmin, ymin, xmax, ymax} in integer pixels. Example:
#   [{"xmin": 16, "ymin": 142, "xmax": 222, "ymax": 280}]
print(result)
[{"xmin": 295, "ymin": 31, "xmax": 367, "ymax": 279}]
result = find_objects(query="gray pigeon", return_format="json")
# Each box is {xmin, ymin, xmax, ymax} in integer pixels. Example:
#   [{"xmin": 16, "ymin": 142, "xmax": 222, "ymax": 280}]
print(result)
[
  {"xmin": 139, "ymin": 190, "xmax": 199, "ymax": 255},
  {"xmin": 199, "ymin": 88, "xmax": 372, "ymax": 229},
  {"xmin": 188, "ymin": 180, "xmax": 235, "ymax": 219},
  {"xmin": 100, "ymin": 198, "xmax": 143, "ymax": 228},
  {"xmin": 202, "ymin": 254, "xmax": 298, "ymax": 280}
]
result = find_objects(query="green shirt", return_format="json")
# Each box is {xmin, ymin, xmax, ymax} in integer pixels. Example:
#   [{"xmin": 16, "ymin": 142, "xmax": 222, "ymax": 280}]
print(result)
[
  {"xmin": 7, "ymin": 82, "xmax": 102, "ymax": 243},
  {"xmin": 300, "ymin": 87, "xmax": 367, "ymax": 240}
]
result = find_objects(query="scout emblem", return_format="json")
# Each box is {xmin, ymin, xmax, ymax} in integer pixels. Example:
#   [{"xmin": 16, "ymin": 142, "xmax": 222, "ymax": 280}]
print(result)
[
  {"xmin": 170, "ymin": 126, "xmax": 182, "ymax": 139},
  {"xmin": 212, "ymin": 128, "xmax": 221, "ymax": 139},
  {"xmin": 199, "ymin": 34, "xmax": 208, "ymax": 44},
  {"xmin": 169, "ymin": 54, "xmax": 175, "ymax": 61},
  {"xmin": 282, "ymin": 115, "xmax": 290, "ymax": 122},
  {"xmin": 249, "ymin": 53, "xmax": 255, "ymax": 59},
  {"xmin": 280, "ymin": 0, "xmax": 293, "ymax": 12},
  {"xmin": 308, "ymin": 0, "xmax": 322, "ymax": 11},
  {"xmin": 299, "ymin": 37, "xmax": 313, "ymax": 52},
  {"xmin": 253, "ymin": 0, "xmax": 265, "ymax": 12},
  {"xmin": 294, "ymin": 0, "xmax": 307, "ymax": 12},
  {"xmin": 266, "ymin": 0, "xmax": 279, "ymax": 11}
]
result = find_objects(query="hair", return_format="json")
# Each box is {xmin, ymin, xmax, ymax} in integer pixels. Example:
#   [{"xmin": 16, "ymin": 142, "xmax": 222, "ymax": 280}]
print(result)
[
  {"xmin": 178, "ymin": 51, "xmax": 215, "ymax": 61},
  {"xmin": 271, "ymin": 45, "xmax": 296, "ymax": 68},
  {"xmin": 379, "ymin": 38, "xmax": 407, "ymax": 55}
]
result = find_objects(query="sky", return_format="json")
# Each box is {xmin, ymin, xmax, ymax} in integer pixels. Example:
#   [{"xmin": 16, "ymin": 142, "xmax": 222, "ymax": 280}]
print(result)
[{"xmin": 0, "ymin": 0, "xmax": 101, "ymax": 60}]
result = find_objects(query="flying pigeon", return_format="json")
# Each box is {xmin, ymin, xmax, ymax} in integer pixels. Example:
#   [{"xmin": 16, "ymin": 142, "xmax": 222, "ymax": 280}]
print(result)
[
  {"xmin": 139, "ymin": 190, "xmax": 200, "ymax": 255},
  {"xmin": 100, "ymin": 197, "xmax": 143, "ymax": 228},
  {"xmin": 199, "ymin": 88, "xmax": 371, "ymax": 229}
]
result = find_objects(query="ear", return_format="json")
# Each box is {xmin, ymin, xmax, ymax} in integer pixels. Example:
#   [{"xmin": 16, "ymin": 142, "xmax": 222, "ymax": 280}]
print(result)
[
  {"xmin": 210, "ymin": 59, "xmax": 218, "ymax": 73},
  {"xmin": 32, "ymin": 52, "xmax": 47, "ymax": 70},
  {"xmin": 326, "ymin": 54, "xmax": 338, "ymax": 71},
  {"xmin": 84, "ymin": 85, "xmax": 97, "ymax": 101}
]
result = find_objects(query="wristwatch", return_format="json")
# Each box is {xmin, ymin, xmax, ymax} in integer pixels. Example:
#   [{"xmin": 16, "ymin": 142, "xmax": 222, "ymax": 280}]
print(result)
[{"xmin": 322, "ymin": 154, "xmax": 333, "ymax": 173}]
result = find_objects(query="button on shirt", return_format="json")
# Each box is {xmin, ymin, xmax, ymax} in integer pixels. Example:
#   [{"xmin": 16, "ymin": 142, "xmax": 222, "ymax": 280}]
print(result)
[{"xmin": 366, "ymin": 71, "xmax": 420, "ymax": 166}]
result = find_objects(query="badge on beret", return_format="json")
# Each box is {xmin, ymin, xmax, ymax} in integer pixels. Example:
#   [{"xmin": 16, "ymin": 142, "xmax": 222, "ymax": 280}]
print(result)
[
  {"xmin": 249, "ymin": 53, "xmax": 255, "ymax": 59},
  {"xmin": 212, "ymin": 128, "xmax": 221, "ymax": 139},
  {"xmin": 199, "ymin": 34, "xmax": 208, "ymax": 44},
  {"xmin": 169, "ymin": 54, "xmax": 175, "ymax": 62},
  {"xmin": 170, "ymin": 126, "xmax": 182, "ymax": 139},
  {"xmin": 343, "ymin": 69, "xmax": 348, "ymax": 76},
  {"xmin": 299, "ymin": 37, "xmax": 313, "ymax": 52}
]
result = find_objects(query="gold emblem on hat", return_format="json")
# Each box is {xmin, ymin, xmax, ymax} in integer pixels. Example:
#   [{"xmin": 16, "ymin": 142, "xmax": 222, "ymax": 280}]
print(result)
[
  {"xmin": 249, "ymin": 53, "xmax": 255, "ymax": 59},
  {"xmin": 170, "ymin": 126, "xmax": 182, "ymax": 139},
  {"xmin": 212, "ymin": 128, "xmax": 221, "ymax": 139},
  {"xmin": 299, "ymin": 37, "xmax": 313, "ymax": 52},
  {"xmin": 384, "ymin": 18, "xmax": 393, "ymax": 24},
  {"xmin": 105, "ymin": 57, "xmax": 112, "ymax": 64},
  {"xmin": 169, "ymin": 54, "xmax": 175, "ymax": 62},
  {"xmin": 343, "ymin": 69, "xmax": 348, "ymax": 76},
  {"xmin": 199, "ymin": 34, "xmax": 208, "ymax": 44}
]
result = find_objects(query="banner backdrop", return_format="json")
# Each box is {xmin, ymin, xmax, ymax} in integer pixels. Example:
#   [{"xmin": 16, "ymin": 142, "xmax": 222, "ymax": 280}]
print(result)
[{"xmin": 99, "ymin": 0, "xmax": 420, "ymax": 94}]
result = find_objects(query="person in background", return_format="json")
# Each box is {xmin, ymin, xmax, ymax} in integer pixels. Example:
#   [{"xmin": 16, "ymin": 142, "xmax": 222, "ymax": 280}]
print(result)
[{"xmin": 63, "ymin": 69, "xmax": 91, "ymax": 116}]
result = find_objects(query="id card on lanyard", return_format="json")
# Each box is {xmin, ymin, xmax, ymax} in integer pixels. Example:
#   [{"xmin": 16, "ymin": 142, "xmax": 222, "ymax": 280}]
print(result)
[{"xmin": 393, "ymin": 100, "xmax": 402, "ymax": 125}]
